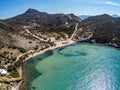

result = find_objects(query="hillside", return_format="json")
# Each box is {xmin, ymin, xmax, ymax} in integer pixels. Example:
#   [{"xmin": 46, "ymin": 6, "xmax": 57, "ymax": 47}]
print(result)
[
  {"xmin": 9, "ymin": 9, "xmax": 80, "ymax": 25},
  {"xmin": 0, "ymin": 9, "xmax": 81, "ymax": 50},
  {"xmin": 0, "ymin": 9, "xmax": 81, "ymax": 90},
  {"xmin": 74, "ymin": 14, "xmax": 120, "ymax": 47}
]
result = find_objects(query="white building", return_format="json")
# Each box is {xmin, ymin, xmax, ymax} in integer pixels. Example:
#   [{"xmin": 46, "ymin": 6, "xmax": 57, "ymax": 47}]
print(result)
[{"xmin": 0, "ymin": 69, "xmax": 7, "ymax": 75}]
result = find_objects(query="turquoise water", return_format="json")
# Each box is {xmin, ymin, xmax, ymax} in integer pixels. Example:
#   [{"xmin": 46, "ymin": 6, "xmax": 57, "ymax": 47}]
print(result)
[{"xmin": 24, "ymin": 43, "xmax": 120, "ymax": 90}]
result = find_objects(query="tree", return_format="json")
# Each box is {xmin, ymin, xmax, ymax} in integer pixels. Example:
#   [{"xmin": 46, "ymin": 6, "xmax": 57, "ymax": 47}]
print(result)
[{"xmin": 7, "ymin": 65, "xmax": 16, "ymax": 72}]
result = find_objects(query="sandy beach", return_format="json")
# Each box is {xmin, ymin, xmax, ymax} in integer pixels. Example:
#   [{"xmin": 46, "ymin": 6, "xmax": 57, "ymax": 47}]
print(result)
[{"xmin": 11, "ymin": 40, "xmax": 76, "ymax": 90}]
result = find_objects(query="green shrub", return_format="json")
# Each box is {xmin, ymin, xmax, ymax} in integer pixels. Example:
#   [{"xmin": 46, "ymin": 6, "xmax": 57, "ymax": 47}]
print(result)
[
  {"xmin": 9, "ymin": 70, "xmax": 19, "ymax": 78},
  {"xmin": 19, "ymin": 48, "xmax": 26, "ymax": 53}
]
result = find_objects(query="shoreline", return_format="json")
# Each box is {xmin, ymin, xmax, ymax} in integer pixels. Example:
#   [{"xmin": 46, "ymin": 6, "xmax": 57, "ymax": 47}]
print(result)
[
  {"xmin": 25, "ymin": 40, "xmax": 76, "ymax": 62},
  {"xmin": 11, "ymin": 40, "xmax": 120, "ymax": 90},
  {"xmin": 12, "ymin": 40, "xmax": 76, "ymax": 90}
]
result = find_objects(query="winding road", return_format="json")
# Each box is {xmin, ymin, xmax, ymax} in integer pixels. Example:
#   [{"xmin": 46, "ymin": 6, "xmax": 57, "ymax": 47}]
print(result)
[
  {"xmin": 24, "ymin": 26, "xmax": 47, "ymax": 42},
  {"xmin": 70, "ymin": 23, "xmax": 78, "ymax": 40}
]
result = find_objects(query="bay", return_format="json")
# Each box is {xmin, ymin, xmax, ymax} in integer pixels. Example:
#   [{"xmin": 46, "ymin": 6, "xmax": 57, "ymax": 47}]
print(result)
[{"xmin": 23, "ymin": 43, "xmax": 120, "ymax": 90}]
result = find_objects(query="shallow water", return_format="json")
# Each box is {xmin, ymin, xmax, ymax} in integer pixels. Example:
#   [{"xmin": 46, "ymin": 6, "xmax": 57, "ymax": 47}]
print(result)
[{"xmin": 24, "ymin": 43, "xmax": 120, "ymax": 90}]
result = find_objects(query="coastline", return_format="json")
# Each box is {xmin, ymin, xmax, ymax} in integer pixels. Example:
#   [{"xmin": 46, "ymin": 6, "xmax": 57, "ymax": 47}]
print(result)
[
  {"xmin": 25, "ymin": 40, "xmax": 76, "ymax": 62},
  {"xmin": 18, "ymin": 40, "xmax": 120, "ymax": 90},
  {"xmin": 12, "ymin": 40, "xmax": 76, "ymax": 90},
  {"xmin": 12, "ymin": 40, "xmax": 120, "ymax": 90}
]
